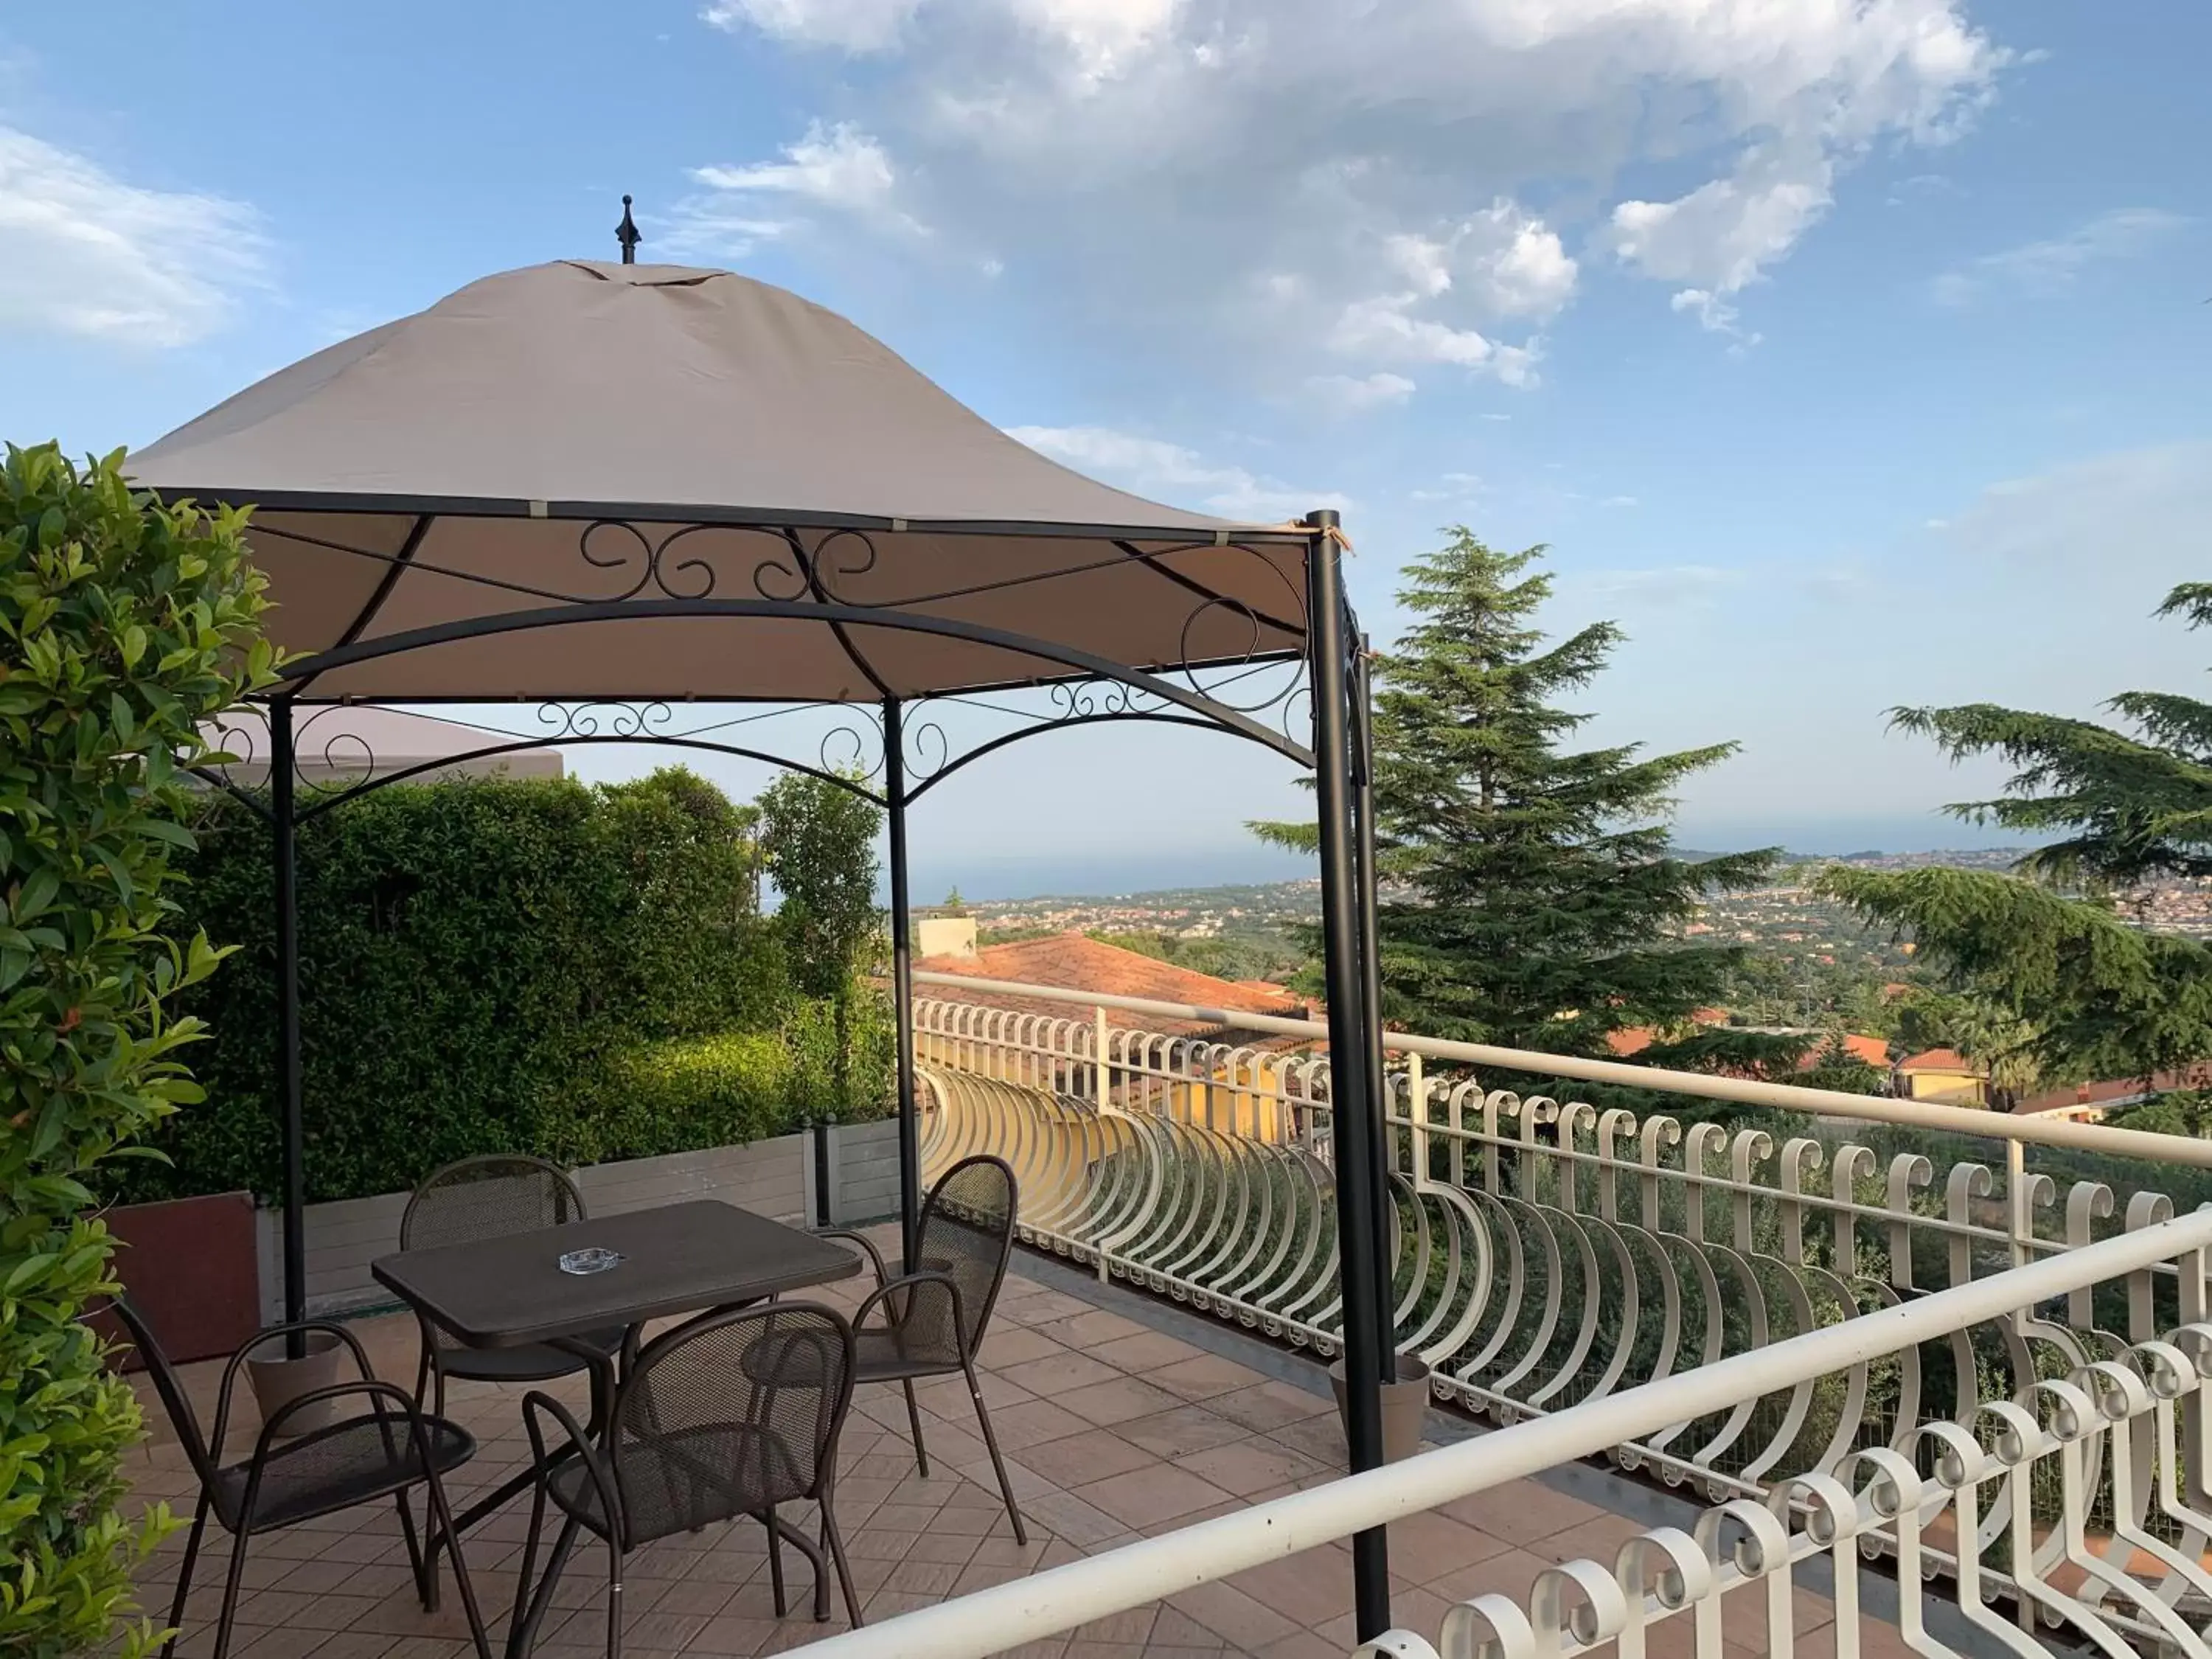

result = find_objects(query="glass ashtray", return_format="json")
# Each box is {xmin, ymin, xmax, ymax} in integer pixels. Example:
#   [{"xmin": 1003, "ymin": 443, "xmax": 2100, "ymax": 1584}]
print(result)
[{"xmin": 557, "ymin": 1246, "xmax": 624, "ymax": 1276}]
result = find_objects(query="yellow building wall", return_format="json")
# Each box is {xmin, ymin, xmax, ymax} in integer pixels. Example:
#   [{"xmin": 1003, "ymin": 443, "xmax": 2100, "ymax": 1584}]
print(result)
[{"xmin": 1904, "ymin": 1068, "xmax": 1986, "ymax": 1106}]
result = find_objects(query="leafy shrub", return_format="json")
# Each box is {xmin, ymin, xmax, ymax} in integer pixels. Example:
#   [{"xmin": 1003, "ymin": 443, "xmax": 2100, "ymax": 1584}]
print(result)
[
  {"xmin": 0, "ymin": 446, "xmax": 274, "ymax": 1657},
  {"xmin": 529, "ymin": 994, "xmax": 894, "ymax": 1169},
  {"xmin": 113, "ymin": 765, "xmax": 886, "ymax": 1206}
]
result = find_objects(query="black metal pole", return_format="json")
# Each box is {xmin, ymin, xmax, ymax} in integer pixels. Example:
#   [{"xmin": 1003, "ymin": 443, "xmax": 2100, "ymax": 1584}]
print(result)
[
  {"xmin": 883, "ymin": 697, "xmax": 922, "ymax": 1273},
  {"xmin": 1304, "ymin": 512, "xmax": 1392, "ymax": 1641},
  {"xmin": 1351, "ymin": 633, "xmax": 1397, "ymax": 1380},
  {"xmin": 271, "ymin": 697, "xmax": 307, "ymax": 1346}
]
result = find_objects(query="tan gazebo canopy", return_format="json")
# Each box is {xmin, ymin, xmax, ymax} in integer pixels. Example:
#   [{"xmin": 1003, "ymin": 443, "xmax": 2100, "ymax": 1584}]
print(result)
[
  {"xmin": 130, "ymin": 260, "xmax": 1310, "ymax": 704},
  {"xmin": 129, "ymin": 252, "xmax": 1397, "ymax": 1566}
]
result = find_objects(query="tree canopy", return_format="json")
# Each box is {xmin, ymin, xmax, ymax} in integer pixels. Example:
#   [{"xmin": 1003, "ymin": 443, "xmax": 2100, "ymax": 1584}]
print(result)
[
  {"xmin": 1254, "ymin": 529, "xmax": 1777, "ymax": 1054},
  {"xmin": 1885, "ymin": 582, "xmax": 2212, "ymax": 891},
  {"xmin": 1815, "ymin": 580, "xmax": 2212, "ymax": 1096}
]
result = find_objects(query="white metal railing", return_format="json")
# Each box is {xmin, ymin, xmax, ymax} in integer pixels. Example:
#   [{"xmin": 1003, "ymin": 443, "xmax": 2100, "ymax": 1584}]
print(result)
[
  {"xmin": 800, "ymin": 1208, "xmax": 2212, "ymax": 1658},
  {"xmin": 912, "ymin": 975, "xmax": 2212, "ymax": 1500},
  {"xmin": 914, "ymin": 970, "xmax": 2212, "ymax": 1167}
]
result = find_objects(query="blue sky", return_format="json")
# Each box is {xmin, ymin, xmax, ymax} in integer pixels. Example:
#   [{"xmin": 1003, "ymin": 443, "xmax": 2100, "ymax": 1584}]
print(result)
[{"xmin": 4, "ymin": 2, "xmax": 2208, "ymax": 897}]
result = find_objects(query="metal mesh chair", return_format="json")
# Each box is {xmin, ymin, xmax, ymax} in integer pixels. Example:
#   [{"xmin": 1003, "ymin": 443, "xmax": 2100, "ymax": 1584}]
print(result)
[
  {"xmin": 401, "ymin": 1155, "xmax": 624, "ymax": 1412},
  {"xmin": 823, "ymin": 1153, "xmax": 1026, "ymax": 1543},
  {"xmin": 509, "ymin": 1302, "xmax": 863, "ymax": 1657},
  {"xmin": 112, "ymin": 1299, "xmax": 490, "ymax": 1659}
]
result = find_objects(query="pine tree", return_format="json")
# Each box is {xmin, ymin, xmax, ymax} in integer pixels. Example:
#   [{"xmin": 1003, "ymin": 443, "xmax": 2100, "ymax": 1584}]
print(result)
[
  {"xmin": 1816, "ymin": 580, "xmax": 2212, "ymax": 1091},
  {"xmin": 1885, "ymin": 582, "xmax": 2212, "ymax": 891},
  {"xmin": 1256, "ymin": 530, "xmax": 1778, "ymax": 1053}
]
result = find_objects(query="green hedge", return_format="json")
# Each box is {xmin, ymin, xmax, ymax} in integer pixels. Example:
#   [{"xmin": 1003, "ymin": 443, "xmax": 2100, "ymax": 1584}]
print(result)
[{"xmin": 114, "ymin": 767, "xmax": 887, "ymax": 1206}]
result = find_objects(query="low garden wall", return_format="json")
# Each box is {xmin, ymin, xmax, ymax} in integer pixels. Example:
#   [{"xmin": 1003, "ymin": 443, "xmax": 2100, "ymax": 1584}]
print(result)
[{"xmin": 223, "ymin": 1119, "xmax": 905, "ymax": 1321}]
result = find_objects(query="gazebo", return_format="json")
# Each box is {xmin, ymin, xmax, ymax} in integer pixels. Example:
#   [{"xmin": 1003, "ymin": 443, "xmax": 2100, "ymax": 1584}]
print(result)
[{"xmin": 131, "ymin": 246, "xmax": 1399, "ymax": 1632}]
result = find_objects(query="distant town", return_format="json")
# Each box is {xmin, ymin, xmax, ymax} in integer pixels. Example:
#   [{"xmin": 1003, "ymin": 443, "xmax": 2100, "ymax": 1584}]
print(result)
[{"xmin": 947, "ymin": 847, "xmax": 2212, "ymax": 994}]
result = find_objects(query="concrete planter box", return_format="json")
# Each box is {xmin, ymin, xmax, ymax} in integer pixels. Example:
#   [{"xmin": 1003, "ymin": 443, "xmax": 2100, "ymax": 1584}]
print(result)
[
  {"xmin": 254, "ymin": 1121, "xmax": 906, "ymax": 1321},
  {"xmin": 818, "ymin": 1118, "xmax": 902, "ymax": 1226}
]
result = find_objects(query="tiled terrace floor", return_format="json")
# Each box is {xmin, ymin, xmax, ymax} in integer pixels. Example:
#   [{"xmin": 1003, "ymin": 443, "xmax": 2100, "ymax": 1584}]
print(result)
[{"xmin": 124, "ymin": 1235, "xmax": 1902, "ymax": 1659}]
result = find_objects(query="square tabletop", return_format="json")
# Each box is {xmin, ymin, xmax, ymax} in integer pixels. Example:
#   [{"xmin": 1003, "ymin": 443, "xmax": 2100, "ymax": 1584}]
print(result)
[{"xmin": 370, "ymin": 1200, "xmax": 860, "ymax": 1349}]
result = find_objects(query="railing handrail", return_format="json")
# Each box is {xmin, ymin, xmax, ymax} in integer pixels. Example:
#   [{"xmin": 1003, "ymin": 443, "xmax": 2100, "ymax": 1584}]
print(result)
[
  {"xmin": 914, "ymin": 970, "xmax": 2212, "ymax": 1169},
  {"xmin": 797, "ymin": 1207, "xmax": 2212, "ymax": 1659}
]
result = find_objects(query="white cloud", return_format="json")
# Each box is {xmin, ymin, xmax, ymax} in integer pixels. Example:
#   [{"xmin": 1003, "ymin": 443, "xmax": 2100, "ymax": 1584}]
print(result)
[
  {"xmin": 1006, "ymin": 423, "xmax": 1346, "ymax": 521},
  {"xmin": 668, "ymin": 122, "xmax": 923, "ymax": 255},
  {"xmin": 700, "ymin": 0, "xmax": 922, "ymax": 52},
  {"xmin": 696, "ymin": 0, "xmax": 2007, "ymax": 365},
  {"xmin": 1932, "ymin": 208, "xmax": 2190, "ymax": 305},
  {"xmin": 1608, "ymin": 147, "xmax": 1833, "ymax": 327},
  {"xmin": 0, "ymin": 126, "xmax": 266, "ymax": 348},
  {"xmin": 1306, "ymin": 371, "xmax": 1416, "ymax": 411},
  {"xmin": 1940, "ymin": 442, "xmax": 2212, "ymax": 576},
  {"xmin": 1328, "ymin": 294, "xmax": 1541, "ymax": 386}
]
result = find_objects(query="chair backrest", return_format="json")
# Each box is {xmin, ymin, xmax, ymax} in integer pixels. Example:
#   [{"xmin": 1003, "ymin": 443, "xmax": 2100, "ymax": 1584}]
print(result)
[
  {"xmin": 913, "ymin": 1155, "xmax": 1018, "ymax": 1363},
  {"xmin": 609, "ymin": 1303, "xmax": 855, "ymax": 1548},
  {"xmin": 108, "ymin": 1298, "xmax": 217, "ymax": 1492},
  {"xmin": 401, "ymin": 1154, "xmax": 587, "ymax": 1253}
]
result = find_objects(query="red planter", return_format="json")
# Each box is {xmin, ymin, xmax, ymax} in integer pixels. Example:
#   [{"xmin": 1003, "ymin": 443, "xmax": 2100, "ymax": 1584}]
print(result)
[{"xmin": 94, "ymin": 1192, "xmax": 262, "ymax": 1368}]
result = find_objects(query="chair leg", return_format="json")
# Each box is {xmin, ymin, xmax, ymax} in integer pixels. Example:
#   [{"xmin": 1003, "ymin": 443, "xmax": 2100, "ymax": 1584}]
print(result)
[
  {"xmin": 396, "ymin": 1489, "xmax": 439, "ymax": 1612},
  {"xmin": 159, "ymin": 1494, "xmax": 209, "ymax": 1659},
  {"xmin": 901, "ymin": 1378, "xmax": 931, "ymax": 1478},
  {"xmin": 765, "ymin": 1503, "xmax": 787, "ymax": 1618},
  {"xmin": 821, "ymin": 1494, "xmax": 864, "ymax": 1628},
  {"xmin": 210, "ymin": 1523, "xmax": 253, "ymax": 1659},
  {"xmin": 605, "ymin": 1537, "xmax": 625, "ymax": 1659},
  {"xmin": 419, "ymin": 1465, "xmax": 493, "ymax": 1659},
  {"xmin": 965, "ymin": 1357, "xmax": 1027, "ymax": 1545},
  {"xmin": 508, "ymin": 1513, "xmax": 580, "ymax": 1659}
]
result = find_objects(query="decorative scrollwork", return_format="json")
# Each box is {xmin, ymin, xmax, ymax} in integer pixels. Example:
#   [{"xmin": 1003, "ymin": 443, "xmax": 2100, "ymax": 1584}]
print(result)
[{"xmin": 535, "ymin": 700, "xmax": 674, "ymax": 740}]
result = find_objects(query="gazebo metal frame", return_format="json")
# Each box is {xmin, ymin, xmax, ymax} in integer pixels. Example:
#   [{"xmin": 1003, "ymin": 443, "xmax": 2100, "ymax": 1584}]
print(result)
[{"xmin": 147, "ymin": 251, "xmax": 1402, "ymax": 1635}]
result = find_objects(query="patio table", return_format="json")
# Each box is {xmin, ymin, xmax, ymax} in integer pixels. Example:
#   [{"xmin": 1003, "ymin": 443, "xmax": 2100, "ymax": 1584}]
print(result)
[
  {"xmin": 370, "ymin": 1200, "xmax": 861, "ymax": 1573},
  {"xmin": 372, "ymin": 1199, "xmax": 860, "ymax": 1351}
]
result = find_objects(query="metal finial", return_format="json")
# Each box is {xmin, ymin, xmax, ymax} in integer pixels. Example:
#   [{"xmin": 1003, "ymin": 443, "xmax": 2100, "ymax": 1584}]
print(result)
[{"xmin": 616, "ymin": 195, "xmax": 641, "ymax": 265}]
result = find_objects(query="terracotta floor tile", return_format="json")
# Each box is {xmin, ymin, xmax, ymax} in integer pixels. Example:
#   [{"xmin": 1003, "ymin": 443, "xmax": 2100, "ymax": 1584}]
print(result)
[
  {"xmin": 1000, "ymin": 1352, "xmax": 1127, "ymax": 1398},
  {"xmin": 1057, "ymin": 1377, "xmax": 1187, "ymax": 1428},
  {"xmin": 1224, "ymin": 1550, "xmax": 1358, "ymax": 1629},
  {"xmin": 1116, "ymin": 1405, "xmax": 1253, "ymax": 1460},
  {"xmin": 1383, "ymin": 1509, "xmax": 1514, "ymax": 1582},
  {"xmin": 980, "ymin": 1327, "xmax": 1076, "ymax": 1367},
  {"xmin": 1206, "ymin": 1382, "xmax": 1334, "ymax": 1434},
  {"xmin": 1014, "ymin": 1430, "xmax": 1159, "ymax": 1488},
  {"xmin": 1023, "ymin": 1489, "xmax": 1133, "ymax": 1548},
  {"xmin": 1073, "ymin": 1467, "xmax": 1234, "ymax": 1530},
  {"xmin": 989, "ymin": 1398, "xmax": 1098, "ymax": 1450},
  {"xmin": 1436, "ymin": 1482, "xmax": 1604, "ymax": 1549},
  {"xmin": 1035, "ymin": 1309, "xmax": 1156, "ymax": 1350},
  {"xmin": 1072, "ymin": 1604, "xmax": 1158, "ymax": 1644},
  {"xmin": 1084, "ymin": 1331, "xmax": 1207, "ymax": 1372},
  {"xmin": 1178, "ymin": 1436, "xmax": 1326, "ymax": 1498},
  {"xmin": 1422, "ymin": 1545, "xmax": 1555, "ymax": 1608},
  {"xmin": 1147, "ymin": 1354, "xmax": 1271, "ymax": 1402},
  {"xmin": 1166, "ymin": 1579, "xmax": 1302, "ymax": 1649},
  {"xmin": 1259, "ymin": 1412, "xmax": 1348, "ymax": 1467},
  {"xmin": 686, "ymin": 1613, "xmax": 783, "ymax": 1655}
]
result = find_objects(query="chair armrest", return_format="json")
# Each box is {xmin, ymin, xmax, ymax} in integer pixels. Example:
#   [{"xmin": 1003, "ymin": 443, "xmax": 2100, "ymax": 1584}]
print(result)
[
  {"xmin": 817, "ymin": 1227, "xmax": 894, "ymax": 1292},
  {"xmin": 212, "ymin": 1320, "xmax": 378, "ymax": 1464},
  {"xmin": 523, "ymin": 1390, "xmax": 624, "ymax": 1542},
  {"xmin": 855, "ymin": 1269, "xmax": 970, "ymax": 1363}
]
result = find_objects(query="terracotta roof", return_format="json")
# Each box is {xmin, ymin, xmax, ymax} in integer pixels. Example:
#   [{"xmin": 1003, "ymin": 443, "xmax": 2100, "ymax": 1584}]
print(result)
[
  {"xmin": 1607, "ymin": 1028, "xmax": 1657, "ymax": 1057},
  {"xmin": 1800, "ymin": 1034, "xmax": 1891, "ymax": 1070},
  {"xmin": 916, "ymin": 932, "xmax": 1311, "ymax": 1039},
  {"xmin": 1899, "ymin": 1048, "xmax": 1975, "ymax": 1073}
]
